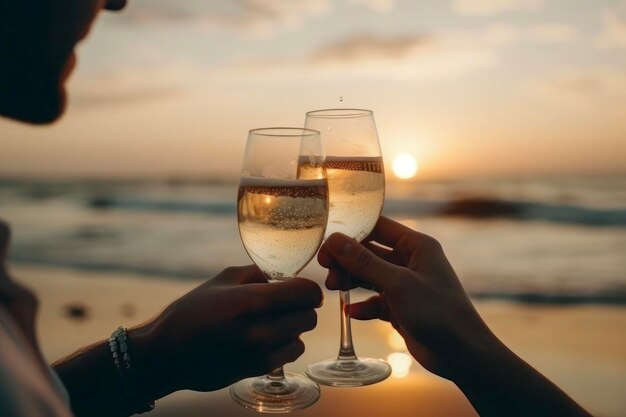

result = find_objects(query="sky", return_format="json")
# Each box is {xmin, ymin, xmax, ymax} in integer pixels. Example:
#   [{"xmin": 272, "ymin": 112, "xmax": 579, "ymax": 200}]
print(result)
[{"xmin": 1, "ymin": 0, "xmax": 625, "ymax": 180}]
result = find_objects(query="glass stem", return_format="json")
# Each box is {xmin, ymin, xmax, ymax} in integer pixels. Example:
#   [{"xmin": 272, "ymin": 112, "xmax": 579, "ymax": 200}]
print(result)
[
  {"xmin": 338, "ymin": 278, "xmax": 358, "ymax": 361},
  {"xmin": 267, "ymin": 366, "xmax": 285, "ymax": 382}
]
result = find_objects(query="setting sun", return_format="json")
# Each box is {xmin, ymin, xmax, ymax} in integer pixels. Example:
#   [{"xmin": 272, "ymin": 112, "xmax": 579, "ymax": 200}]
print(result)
[{"xmin": 392, "ymin": 154, "xmax": 418, "ymax": 179}]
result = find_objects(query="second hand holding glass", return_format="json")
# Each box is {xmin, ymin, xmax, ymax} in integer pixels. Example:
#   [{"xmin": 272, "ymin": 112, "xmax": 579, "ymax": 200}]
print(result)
[{"xmin": 304, "ymin": 109, "xmax": 391, "ymax": 387}]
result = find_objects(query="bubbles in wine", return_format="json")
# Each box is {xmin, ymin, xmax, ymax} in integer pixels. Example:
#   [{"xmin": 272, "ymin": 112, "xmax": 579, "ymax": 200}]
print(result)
[
  {"xmin": 238, "ymin": 178, "xmax": 328, "ymax": 280},
  {"xmin": 324, "ymin": 156, "xmax": 385, "ymax": 242}
]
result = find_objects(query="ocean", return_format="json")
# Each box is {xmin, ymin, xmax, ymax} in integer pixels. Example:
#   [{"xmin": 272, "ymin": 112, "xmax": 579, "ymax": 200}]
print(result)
[{"xmin": 1, "ymin": 175, "xmax": 625, "ymax": 305}]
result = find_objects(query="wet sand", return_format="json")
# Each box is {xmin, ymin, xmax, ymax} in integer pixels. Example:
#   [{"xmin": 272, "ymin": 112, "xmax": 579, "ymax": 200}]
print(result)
[{"xmin": 13, "ymin": 265, "xmax": 626, "ymax": 417}]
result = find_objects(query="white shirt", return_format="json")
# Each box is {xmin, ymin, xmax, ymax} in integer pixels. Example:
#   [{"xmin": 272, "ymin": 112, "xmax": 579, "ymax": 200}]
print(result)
[{"xmin": 0, "ymin": 306, "xmax": 72, "ymax": 417}]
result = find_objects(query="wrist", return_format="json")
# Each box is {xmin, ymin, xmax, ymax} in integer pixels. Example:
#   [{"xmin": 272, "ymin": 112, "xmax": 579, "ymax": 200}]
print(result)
[
  {"xmin": 445, "ymin": 323, "xmax": 509, "ymax": 385},
  {"xmin": 439, "ymin": 312, "xmax": 507, "ymax": 382},
  {"xmin": 129, "ymin": 322, "xmax": 176, "ymax": 402}
]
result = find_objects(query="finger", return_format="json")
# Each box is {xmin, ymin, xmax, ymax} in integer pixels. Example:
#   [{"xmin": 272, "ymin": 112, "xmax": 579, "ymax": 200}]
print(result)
[
  {"xmin": 325, "ymin": 268, "xmax": 350, "ymax": 290},
  {"xmin": 325, "ymin": 268, "xmax": 375, "ymax": 291},
  {"xmin": 363, "ymin": 241, "xmax": 394, "ymax": 263},
  {"xmin": 266, "ymin": 339, "xmax": 305, "ymax": 370},
  {"xmin": 325, "ymin": 268, "xmax": 349, "ymax": 290},
  {"xmin": 0, "ymin": 220, "xmax": 10, "ymax": 261},
  {"xmin": 321, "ymin": 257, "xmax": 377, "ymax": 290},
  {"xmin": 213, "ymin": 265, "xmax": 267, "ymax": 285},
  {"xmin": 366, "ymin": 216, "xmax": 416, "ymax": 248},
  {"xmin": 247, "ymin": 309, "xmax": 317, "ymax": 347},
  {"xmin": 104, "ymin": 0, "xmax": 127, "ymax": 11},
  {"xmin": 319, "ymin": 233, "xmax": 405, "ymax": 291},
  {"xmin": 322, "ymin": 242, "xmax": 398, "ymax": 291},
  {"xmin": 234, "ymin": 265, "xmax": 268, "ymax": 284},
  {"xmin": 367, "ymin": 217, "xmax": 443, "ymax": 260},
  {"xmin": 248, "ymin": 278, "xmax": 323, "ymax": 313},
  {"xmin": 350, "ymin": 295, "xmax": 390, "ymax": 321}
]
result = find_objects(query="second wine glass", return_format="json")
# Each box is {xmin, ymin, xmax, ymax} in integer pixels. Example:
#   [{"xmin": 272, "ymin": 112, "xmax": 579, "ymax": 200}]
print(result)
[{"xmin": 304, "ymin": 109, "xmax": 391, "ymax": 387}]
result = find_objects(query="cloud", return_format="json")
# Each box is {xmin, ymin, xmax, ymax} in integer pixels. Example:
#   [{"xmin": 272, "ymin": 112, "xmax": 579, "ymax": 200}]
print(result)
[
  {"xmin": 219, "ymin": 32, "xmax": 496, "ymax": 81},
  {"xmin": 347, "ymin": 0, "xmax": 395, "ymax": 13},
  {"xmin": 310, "ymin": 34, "xmax": 431, "ymax": 62},
  {"xmin": 526, "ymin": 24, "xmax": 579, "ymax": 43},
  {"xmin": 120, "ymin": 0, "xmax": 330, "ymax": 36},
  {"xmin": 118, "ymin": 0, "xmax": 401, "ymax": 34},
  {"xmin": 480, "ymin": 23, "xmax": 579, "ymax": 44},
  {"xmin": 526, "ymin": 67, "xmax": 626, "ymax": 107},
  {"xmin": 595, "ymin": 9, "xmax": 626, "ymax": 49},
  {"xmin": 213, "ymin": 18, "xmax": 579, "ymax": 82},
  {"xmin": 452, "ymin": 0, "xmax": 544, "ymax": 16}
]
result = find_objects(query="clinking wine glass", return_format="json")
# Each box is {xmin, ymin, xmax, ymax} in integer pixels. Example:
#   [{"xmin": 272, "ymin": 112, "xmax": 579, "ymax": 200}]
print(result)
[
  {"xmin": 230, "ymin": 127, "xmax": 328, "ymax": 412},
  {"xmin": 304, "ymin": 109, "xmax": 391, "ymax": 387}
]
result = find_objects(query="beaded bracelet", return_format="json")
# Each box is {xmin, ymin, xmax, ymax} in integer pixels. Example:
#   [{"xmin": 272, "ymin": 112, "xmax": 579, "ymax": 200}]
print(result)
[{"xmin": 109, "ymin": 326, "xmax": 155, "ymax": 414}]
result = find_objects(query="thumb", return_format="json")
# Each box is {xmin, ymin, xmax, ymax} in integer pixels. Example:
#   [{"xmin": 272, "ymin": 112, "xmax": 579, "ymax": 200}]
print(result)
[{"xmin": 318, "ymin": 233, "xmax": 404, "ymax": 292}]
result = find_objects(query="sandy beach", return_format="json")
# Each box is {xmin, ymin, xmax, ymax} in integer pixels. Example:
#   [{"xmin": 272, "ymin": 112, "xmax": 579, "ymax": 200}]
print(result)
[{"xmin": 10, "ymin": 264, "xmax": 625, "ymax": 417}]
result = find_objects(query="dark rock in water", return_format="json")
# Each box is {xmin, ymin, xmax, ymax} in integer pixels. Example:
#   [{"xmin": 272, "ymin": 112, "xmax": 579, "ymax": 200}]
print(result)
[
  {"xmin": 439, "ymin": 198, "xmax": 523, "ymax": 219},
  {"xmin": 63, "ymin": 303, "xmax": 89, "ymax": 320},
  {"xmin": 89, "ymin": 196, "xmax": 114, "ymax": 209}
]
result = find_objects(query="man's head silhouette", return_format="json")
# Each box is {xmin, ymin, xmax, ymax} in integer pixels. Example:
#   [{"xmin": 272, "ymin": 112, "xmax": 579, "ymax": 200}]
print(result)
[{"xmin": 0, "ymin": 0, "xmax": 127, "ymax": 124}]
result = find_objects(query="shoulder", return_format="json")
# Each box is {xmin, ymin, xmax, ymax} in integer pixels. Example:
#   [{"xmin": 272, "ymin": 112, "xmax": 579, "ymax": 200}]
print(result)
[{"xmin": 0, "ymin": 307, "xmax": 72, "ymax": 417}]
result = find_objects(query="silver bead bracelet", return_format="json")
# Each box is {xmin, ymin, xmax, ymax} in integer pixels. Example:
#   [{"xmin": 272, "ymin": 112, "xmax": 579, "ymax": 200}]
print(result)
[{"xmin": 109, "ymin": 326, "xmax": 155, "ymax": 414}]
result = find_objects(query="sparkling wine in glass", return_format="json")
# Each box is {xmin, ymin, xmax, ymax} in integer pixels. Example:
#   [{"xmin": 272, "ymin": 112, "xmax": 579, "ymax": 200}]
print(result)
[
  {"xmin": 230, "ymin": 127, "xmax": 328, "ymax": 412},
  {"xmin": 304, "ymin": 109, "xmax": 391, "ymax": 387}
]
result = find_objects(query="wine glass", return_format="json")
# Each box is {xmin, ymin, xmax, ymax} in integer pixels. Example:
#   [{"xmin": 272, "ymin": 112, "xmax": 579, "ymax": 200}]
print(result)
[
  {"xmin": 230, "ymin": 127, "xmax": 328, "ymax": 412},
  {"xmin": 304, "ymin": 109, "xmax": 391, "ymax": 387}
]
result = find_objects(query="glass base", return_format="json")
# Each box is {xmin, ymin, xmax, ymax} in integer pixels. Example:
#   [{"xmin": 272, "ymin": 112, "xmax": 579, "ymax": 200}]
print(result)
[
  {"xmin": 306, "ymin": 357, "xmax": 391, "ymax": 387},
  {"xmin": 230, "ymin": 372, "xmax": 320, "ymax": 413}
]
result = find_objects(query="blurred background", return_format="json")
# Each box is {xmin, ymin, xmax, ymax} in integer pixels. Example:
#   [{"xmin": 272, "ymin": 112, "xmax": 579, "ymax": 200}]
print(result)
[{"xmin": 1, "ymin": 0, "xmax": 625, "ymax": 416}]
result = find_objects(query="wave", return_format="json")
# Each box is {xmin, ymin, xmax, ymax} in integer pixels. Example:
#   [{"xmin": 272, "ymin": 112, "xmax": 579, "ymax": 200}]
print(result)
[
  {"xmin": 87, "ymin": 196, "xmax": 626, "ymax": 227},
  {"xmin": 89, "ymin": 196, "xmax": 235, "ymax": 215},
  {"xmin": 9, "ymin": 257, "xmax": 213, "ymax": 281},
  {"xmin": 471, "ymin": 290, "xmax": 626, "ymax": 306},
  {"xmin": 385, "ymin": 197, "xmax": 626, "ymax": 226}
]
